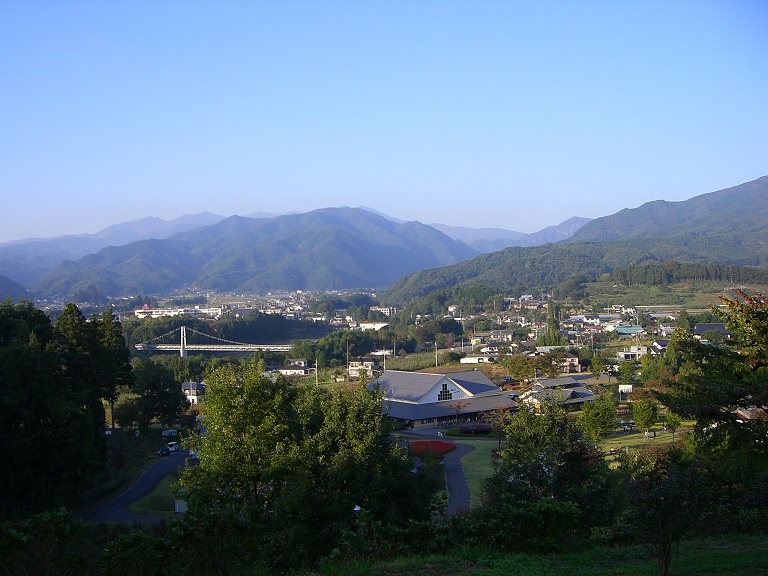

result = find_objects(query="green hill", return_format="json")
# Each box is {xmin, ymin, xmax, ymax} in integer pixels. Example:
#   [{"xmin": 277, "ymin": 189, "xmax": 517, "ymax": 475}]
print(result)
[
  {"xmin": 30, "ymin": 207, "xmax": 479, "ymax": 297},
  {"xmin": 384, "ymin": 176, "xmax": 768, "ymax": 307}
]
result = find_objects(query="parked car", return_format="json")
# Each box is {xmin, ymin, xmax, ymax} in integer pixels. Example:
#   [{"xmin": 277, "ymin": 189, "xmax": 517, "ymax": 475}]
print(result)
[{"xmin": 158, "ymin": 441, "xmax": 180, "ymax": 457}]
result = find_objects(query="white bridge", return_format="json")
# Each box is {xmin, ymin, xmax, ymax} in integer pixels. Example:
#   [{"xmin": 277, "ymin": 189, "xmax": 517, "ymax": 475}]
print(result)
[{"xmin": 134, "ymin": 326, "xmax": 292, "ymax": 357}]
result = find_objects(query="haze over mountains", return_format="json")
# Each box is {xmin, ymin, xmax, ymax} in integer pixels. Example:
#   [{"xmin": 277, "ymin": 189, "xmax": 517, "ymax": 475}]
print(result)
[
  {"xmin": 1, "ymin": 175, "xmax": 766, "ymax": 302},
  {"xmin": 0, "ymin": 208, "xmax": 588, "ymax": 292}
]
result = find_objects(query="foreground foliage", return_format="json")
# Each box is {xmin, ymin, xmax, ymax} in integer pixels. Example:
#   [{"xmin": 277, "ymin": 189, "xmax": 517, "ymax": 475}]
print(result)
[{"xmin": 176, "ymin": 359, "xmax": 442, "ymax": 570}]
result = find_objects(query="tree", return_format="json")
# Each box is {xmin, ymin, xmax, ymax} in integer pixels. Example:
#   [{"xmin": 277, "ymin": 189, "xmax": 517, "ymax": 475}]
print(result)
[
  {"xmin": 676, "ymin": 308, "xmax": 692, "ymax": 332},
  {"xmin": 131, "ymin": 358, "xmax": 188, "ymax": 431},
  {"xmin": 536, "ymin": 350, "xmax": 562, "ymax": 378},
  {"xmin": 537, "ymin": 302, "xmax": 567, "ymax": 346},
  {"xmin": 96, "ymin": 308, "xmax": 134, "ymax": 431},
  {"xmin": 590, "ymin": 353, "xmax": 607, "ymax": 379},
  {"xmin": 580, "ymin": 393, "xmax": 617, "ymax": 443},
  {"xmin": 54, "ymin": 304, "xmax": 108, "ymax": 472},
  {"xmin": 657, "ymin": 291, "xmax": 768, "ymax": 454},
  {"xmin": 483, "ymin": 406, "xmax": 514, "ymax": 450},
  {"xmin": 502, "ymin": 353, "xmax": 536, "ymax": 382},
  {"xmin": 664, "ymin": 411, "xmax": 682, "ymax": 443},
  {"xmin": 619, "ymin": 444, "xmax": 705, "ymax": 576},
  {"xmin": 653, "ymin": 290, "xmax": 768, "ymax": 534},
  {"xmin": 633, "ymin": 398, "xmax": 658, "ymax": 435},
  {"xmin": 178, "ymin": 358, "xmax": 438, "ymax": 570},
  {"xmin": 0, "ymin": 301, "xmax": 113, "ymax": 518},
  {"xmin": 484, "ymin": 400, "xmax": 619, "ymax": 529}
]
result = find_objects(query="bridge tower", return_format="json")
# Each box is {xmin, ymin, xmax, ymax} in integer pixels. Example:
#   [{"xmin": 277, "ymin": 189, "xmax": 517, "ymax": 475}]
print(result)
[{"xmin": 180, "ymin": 325, "xmax": 187, "ymax": 358}]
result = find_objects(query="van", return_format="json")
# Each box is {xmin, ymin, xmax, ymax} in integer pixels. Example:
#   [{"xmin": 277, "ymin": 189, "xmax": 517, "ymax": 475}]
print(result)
[
  {"xmin": 167, "ymin": 441, "xmax": 180, "ymax": 452},
  {"xmin": 162, "ymin": 429, "xmax": 178, "ymax": 437}
]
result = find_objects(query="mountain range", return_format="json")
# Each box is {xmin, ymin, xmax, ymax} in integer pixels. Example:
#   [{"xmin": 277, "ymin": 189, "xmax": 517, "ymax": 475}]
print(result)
[
  {"xmin": 0, "ymin": 208, "xmax": 588, "ymax": 293},
  {"xmin": 27, "ymin": 208, "xmax": 481, "ymax": 297},
  {"xmin": 383, "ymin": 175, "xmax": 768, "ymax": 306},
  {"xmin": 3, "ymin": 175, "xmax": 767, "ymax": 302}
]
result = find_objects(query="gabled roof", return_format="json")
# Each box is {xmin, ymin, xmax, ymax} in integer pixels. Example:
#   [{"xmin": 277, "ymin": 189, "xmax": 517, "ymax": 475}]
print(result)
[
  {"xmin": 521, "ymin": 384, "xmax": 596, "ymax": 406},
  {"xmin": 444, "ymin": 370, "xmax": 500, "ymax": 396},
  {"xmin": 384, "ymin": 395, "xmax": 516, "ymax": 421},
  {"xmin": 371, "ymin": 369, "xmax": 499, "ymax": 403},
  {"xmin": 533, "ymin": 376, "xmax": 580, "ymax": 389},
  {"xmin": 693, "ymin": 323, "xmax": 733, "ymax": 337}
]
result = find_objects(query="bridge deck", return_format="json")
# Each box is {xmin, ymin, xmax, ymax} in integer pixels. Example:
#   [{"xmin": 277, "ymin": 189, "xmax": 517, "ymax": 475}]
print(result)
[{"xmin": 135, "ymin": 344, "xmax": 292, "ymax": 352}]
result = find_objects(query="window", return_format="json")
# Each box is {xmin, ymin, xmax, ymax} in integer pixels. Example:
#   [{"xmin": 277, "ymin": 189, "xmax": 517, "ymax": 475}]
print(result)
[{"xmin": 437, "ymin": 382, "xmax": 453, "ymax": 402}]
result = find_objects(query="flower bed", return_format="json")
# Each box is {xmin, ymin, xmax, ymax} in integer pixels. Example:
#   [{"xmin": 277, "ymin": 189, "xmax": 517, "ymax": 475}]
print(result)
[{"xmin": 409, "ymin": 439, "xmax": 456, "ymax": 457}]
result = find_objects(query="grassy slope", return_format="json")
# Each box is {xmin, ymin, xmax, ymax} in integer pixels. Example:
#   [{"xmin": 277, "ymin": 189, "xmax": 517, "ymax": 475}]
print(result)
[{"xmin": 304, "ymin": 534, "xmax": 768, "ymax": 576}]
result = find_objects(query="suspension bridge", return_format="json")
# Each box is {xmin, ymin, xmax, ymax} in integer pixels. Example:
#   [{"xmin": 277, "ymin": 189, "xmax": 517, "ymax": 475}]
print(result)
[{"xmin": 134, "ymin": 326, "xmax": 292, "ymax": 357}]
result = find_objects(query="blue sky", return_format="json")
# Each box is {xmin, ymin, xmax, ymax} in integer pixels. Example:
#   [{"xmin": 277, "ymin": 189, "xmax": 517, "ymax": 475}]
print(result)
[{"xmin": 1, "ymin": 1, "xmax": 766, "ymax": 243}]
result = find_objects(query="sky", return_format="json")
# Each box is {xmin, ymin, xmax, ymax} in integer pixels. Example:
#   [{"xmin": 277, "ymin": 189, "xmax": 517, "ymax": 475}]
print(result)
[{"xmin": 1, "ymin": 1, "xmax": 767, "ymax": 243}]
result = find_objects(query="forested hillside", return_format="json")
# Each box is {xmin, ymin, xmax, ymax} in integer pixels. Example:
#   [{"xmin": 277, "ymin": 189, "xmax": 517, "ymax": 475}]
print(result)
[
  {"xmin": 567, "ymin": 175, "xmax": 768, "ymax": 244},
  {"xmin": 30, "ymin": 208, "xmax": 479, "ymax": 297},
  {"xmin": 384, "ymin": 176, "xmax": 768, "ymax": 307}
]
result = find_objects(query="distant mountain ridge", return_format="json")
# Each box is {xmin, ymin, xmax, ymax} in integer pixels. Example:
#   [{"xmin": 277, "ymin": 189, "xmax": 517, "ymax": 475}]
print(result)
[
  {"xmin": 30, "ymin": 208, "xmax": 480, "ymax": 297},
  {"xmin": 567, "ymin": 175, "xmax": 768, "ymax": 245},
  {"xmin": 0, "ymin": 275, "xmax": 30, "ymax": 301},
  {"xmin": 383, "ymin": 175, "xmax": 768, "ymax": 306},
  {"xmin": 0, "ymin": 207, "xmax": 586, "ymax": 288},
  {"xmin": 432, "ymin": 216, "xmax": 592, "ymax": 252},
  {"xmin": 0, "ymin": 212, "xmax": 227, "ymax": 285}
]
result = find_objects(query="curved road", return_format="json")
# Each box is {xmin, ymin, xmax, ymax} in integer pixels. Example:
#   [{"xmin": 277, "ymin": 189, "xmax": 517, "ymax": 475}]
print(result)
[
  {"xmin": 78, "ymin": 450, "xmax": 190, "ymax": 523},
  {"xmin": 80, "ymin": 430, "xmax": 476, "ymax": 523}
]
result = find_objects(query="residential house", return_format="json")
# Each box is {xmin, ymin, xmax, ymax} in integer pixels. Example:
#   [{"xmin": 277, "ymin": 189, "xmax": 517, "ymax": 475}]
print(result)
[
  {"xmin": 650, "ymin": 340, "xmax": 670, "ymax": 356},
  {"xmin": 359, "ymin": 321, "xmax": 389, "ymax": 331},
  {"xmin": 279, "ymin": 359, "xmax": 310, "ymax": 378},
  {"xmin": 616, "ymin": 345, "xmax": 649, "ymax": 362},
  {"xmin": 348, "ymin": 358, "xmax": 379, "ymax": 380},
  {"xmin": 182, "ymin": 381, "xmax": 206, "ymax": 405},
  {"xmin": 519, "ymin": 376, "xmax": 596, "ymax": 409},
  {"xmin": 693, "ymin": 323, "xmax": 733, "ymax": 340},
  {"xmin": 370, "ymin": 370, "xmax": 517, "ymax": 428}
]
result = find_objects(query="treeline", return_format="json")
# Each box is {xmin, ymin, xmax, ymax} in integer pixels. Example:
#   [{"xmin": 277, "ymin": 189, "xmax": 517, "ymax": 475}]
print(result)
[
  {"xmin": 0, "ymin": 300, "xmax": 132, "ymax": 519},
  {"xmin": 611, "ymin": 261, "xmax": 768, "ymax": 287}
]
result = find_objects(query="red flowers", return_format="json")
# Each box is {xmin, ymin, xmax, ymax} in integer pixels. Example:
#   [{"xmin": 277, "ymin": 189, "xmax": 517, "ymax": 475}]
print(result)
[{"xmin": 409, "ymin": 439, "xmax": 456, "ymax": 457}]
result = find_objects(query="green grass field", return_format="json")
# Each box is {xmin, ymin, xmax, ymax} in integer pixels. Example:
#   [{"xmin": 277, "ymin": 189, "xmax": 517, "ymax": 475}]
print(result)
[
  {"xmin": 451, "ymin": 438, "xmax": 497, "ymax": 508},
  {"xmin": 125, "ymin": 474, "xmax": 178, "ymax": 517},
  {"xmin": 305, "ymin": 533, "xmax": 768, "ymax": 576}
]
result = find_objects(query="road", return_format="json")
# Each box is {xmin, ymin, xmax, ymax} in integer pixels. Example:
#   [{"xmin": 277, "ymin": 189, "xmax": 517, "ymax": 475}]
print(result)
[
  {"xmin": 403, "ymin": 427, "xmax": 476, "ymax": 514},
  {"xmin": 80, "ymin": 429, "xmax": 475, "ymax": 523},
  {"xmin": 78, "ymin": 450, "xmax": 189, "ymax": 523}
]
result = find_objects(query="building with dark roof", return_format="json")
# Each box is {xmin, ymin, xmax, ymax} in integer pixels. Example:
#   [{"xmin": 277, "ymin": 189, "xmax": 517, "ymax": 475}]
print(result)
[
  {"xmin": 519, "ymin": 376, "xmax": 596, "ymax": 409},
  {"xmin": 369, "ymin": 369, "xmax": 516, "ymax": 428},
  {"xmin": 693, "ymin": 323, "xmax": 733, "ymax": 340}
]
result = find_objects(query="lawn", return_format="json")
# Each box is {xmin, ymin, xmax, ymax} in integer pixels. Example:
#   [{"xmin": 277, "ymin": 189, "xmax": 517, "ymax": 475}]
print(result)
[
  {"xmin": 125, "ymin": 474, "xmax": 178, "ymax": 518},
  {"xmin": 452, "ymin": 438, "xmax": 497, "ymax": 508},
  {"xmin": 306, "ymin": 533, "xmax": 768, "ymax": 576},
  {"xmin": 600, "ymin": 420, "xmax": 696, "ymax": 465}
]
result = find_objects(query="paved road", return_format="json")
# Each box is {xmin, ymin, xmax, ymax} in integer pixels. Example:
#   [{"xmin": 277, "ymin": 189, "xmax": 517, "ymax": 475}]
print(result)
[
  {"xmin": 442, "ymin": 442, "xmax": 475, "ymax": 514},
  {"xmin": 78, "ymin": 450, "xmax": 189, "ymax": 523},
  {"xmin": 402, "ymin": 427, "xmax": 476, "ymax": 514},
  {"xmin": 80, "ymin": 430, "xmax": 476, "ymax": 522}
]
